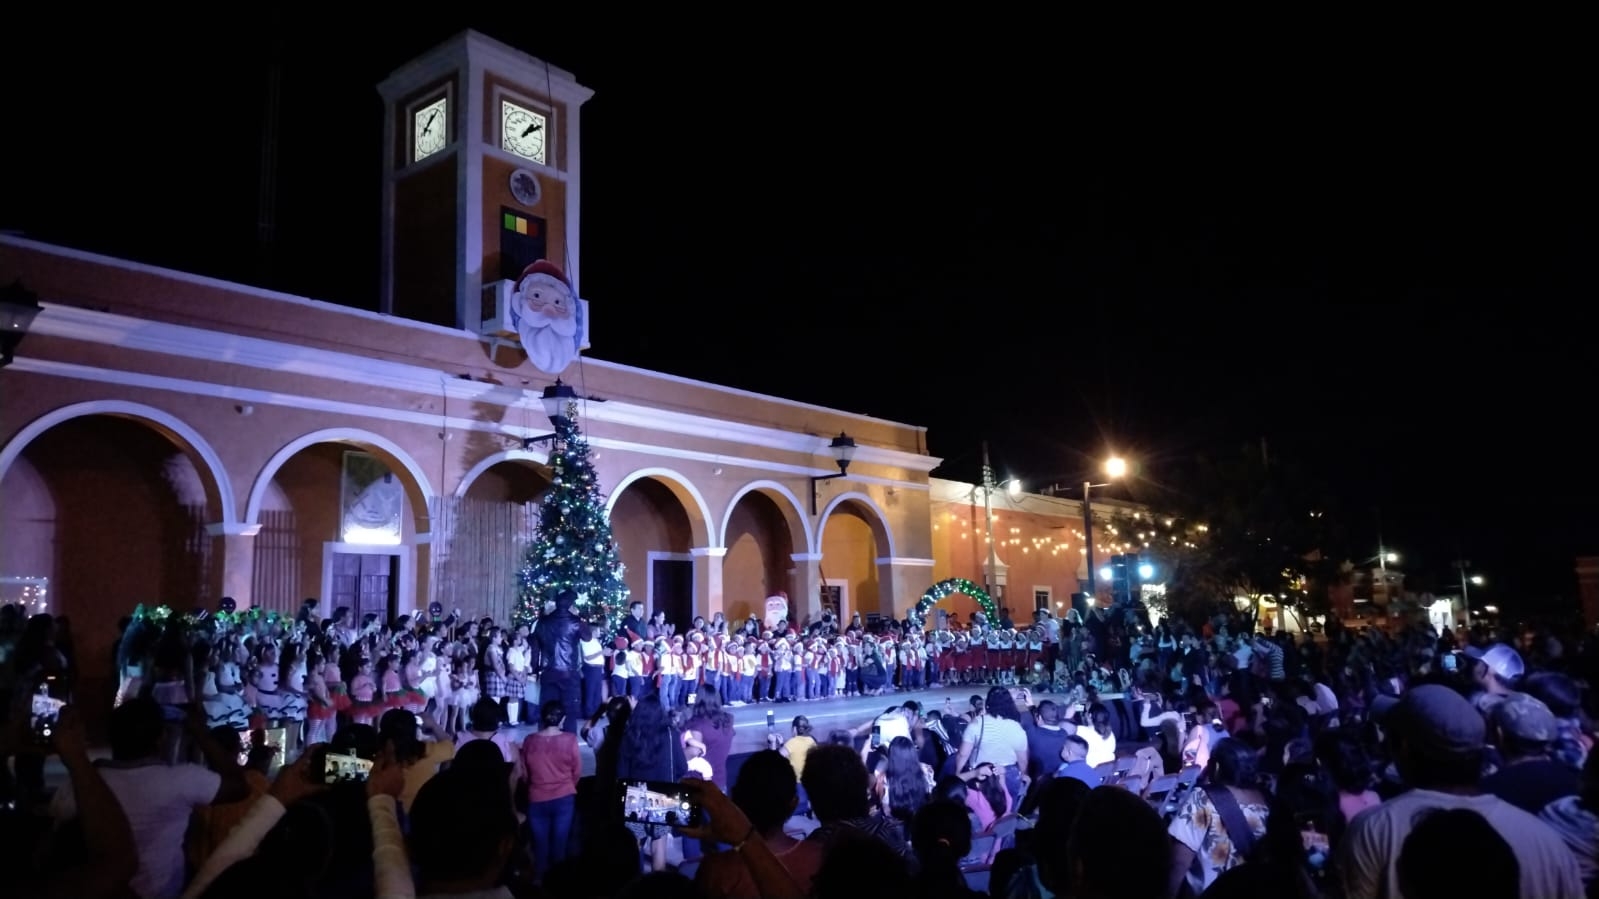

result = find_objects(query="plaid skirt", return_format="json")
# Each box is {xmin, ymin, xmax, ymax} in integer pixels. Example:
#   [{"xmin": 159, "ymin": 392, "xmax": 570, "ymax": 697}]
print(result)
[{"xmin": 483, "ymin": 670, "xmax": 510, "ymax": 699}]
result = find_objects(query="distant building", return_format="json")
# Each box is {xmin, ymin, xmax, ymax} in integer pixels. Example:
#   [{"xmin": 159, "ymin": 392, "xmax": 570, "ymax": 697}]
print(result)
[{"xmin": 927, "ymin": 478, "xmax": 1144, "ymax": 620}]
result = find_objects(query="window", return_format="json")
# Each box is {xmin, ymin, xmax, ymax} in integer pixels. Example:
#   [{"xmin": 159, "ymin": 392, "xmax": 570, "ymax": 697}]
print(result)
[{"xmin": 1033, "ymin": 587, "xmax": 1052, "ymax": 612}]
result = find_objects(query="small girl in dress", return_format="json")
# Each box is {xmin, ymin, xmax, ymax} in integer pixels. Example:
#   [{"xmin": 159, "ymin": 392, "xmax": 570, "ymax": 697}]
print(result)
[
  {"xmin": 506, "ymin": 633, "xmax": 532, "ymax": 724},
  {"xmin": 348, "ymin": 657, "xmax": 381, "ymax": 726},
  {"xmin": 201, "ymin": 645, "xmax": 249, "ymax": 730},
  {"xmin": 379, "ymin": 654, "xmax": 405, "ymax": 710},
  {"xmin": 401, "ymin": 649, "xmax": 428, "ymax": 714},
  {"xmin": 253, "ymin": 641, "xmax": 286, "ymax": 722},
  {"xmin": 418, "ymin": 638, "xmax": 440, "ymax": 703},
  {"xmin": 435, "ymin": 651, "xmax": 457, "ymax": 734},
  {"xmin": 281, "ymin": 642, "xmax": 310, "ymax": 747},
  {"xmin": 304, "ymin": 646, "xmax": 338, "ymax": 745},
  {"xmin": 324, "ymin": 641, "xmax": 352, "ymax": 723},
  {"xmin": 451, "ymin": 647, "xmax": 480, "ymax": 728}
]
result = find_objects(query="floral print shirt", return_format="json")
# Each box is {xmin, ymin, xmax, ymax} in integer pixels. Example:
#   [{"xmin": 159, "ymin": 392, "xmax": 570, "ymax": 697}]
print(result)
[{"xmin": 1167, "ymin": 786, "xmax": 1270, "ymax": 895}]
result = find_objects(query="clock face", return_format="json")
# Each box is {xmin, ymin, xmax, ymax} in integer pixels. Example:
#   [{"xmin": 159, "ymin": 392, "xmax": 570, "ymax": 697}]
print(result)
[
  {"xmin": 501, "ymin": 100, "xmax": 547, "ymax": 165},
  {"xmin": 412, "ymin": 97, "xmax": 448, "ymax": 162},
  {"xmin": 509, "ymin": 168, "xmax": 542, "ymax": 207}
]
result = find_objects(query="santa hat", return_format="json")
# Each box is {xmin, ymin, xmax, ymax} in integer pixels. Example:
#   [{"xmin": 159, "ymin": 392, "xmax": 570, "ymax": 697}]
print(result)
[{"xmin": 519, "ymin": 259, "xmax": 570, "ymax": 287}]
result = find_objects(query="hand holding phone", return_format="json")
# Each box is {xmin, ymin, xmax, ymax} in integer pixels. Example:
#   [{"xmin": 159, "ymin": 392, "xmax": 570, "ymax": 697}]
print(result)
[
  {"xmin": 618, "ymin": 780, "xmax": 704, "ymax": 829},
  {"xmin": 322, "ymin": 751, "xmax": 375, "ymax": 783}
]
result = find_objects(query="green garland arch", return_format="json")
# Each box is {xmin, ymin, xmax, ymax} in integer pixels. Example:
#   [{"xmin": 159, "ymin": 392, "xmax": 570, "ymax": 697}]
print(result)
[{"xmin": 911, "ymin": 578, "xmax": 998, "ymax": 628}]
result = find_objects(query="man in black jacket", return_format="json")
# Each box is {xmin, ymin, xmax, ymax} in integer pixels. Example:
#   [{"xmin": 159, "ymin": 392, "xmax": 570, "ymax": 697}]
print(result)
[{"xmin": 534, "ymin": 589, "xmax": 583, "ymax": 732}]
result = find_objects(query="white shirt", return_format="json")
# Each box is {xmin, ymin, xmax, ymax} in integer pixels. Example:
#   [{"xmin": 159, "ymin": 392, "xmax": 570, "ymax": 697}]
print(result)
[
  {"xmin": 1337, "ymin": 788, "xmax": 1582, "ymax": 899},
  {"xmin": 53, "ymin": 762, "xmax": 221, "ymax": 899},
  {"xmin": 875, "ymin": 710, "xmax": 913, "ymax": 745},
  {"xmin": 1079, "ymin": 727, "xmax": 1117, "ymax": 768},
  {"xmin": 963, "ymin": 715, "xmax": 1029, "ymax": 769}
]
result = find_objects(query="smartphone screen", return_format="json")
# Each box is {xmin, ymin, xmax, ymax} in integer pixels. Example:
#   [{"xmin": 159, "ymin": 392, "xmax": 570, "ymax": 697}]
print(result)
[
  {"xmin": 31, "ymin": 694, "xmax": 65, "ymax": 741},
  {"xmin": 871, "ymin": 724, "xmax": 881, "ymax": 747},
  {"xmin": 323, "ymin": 752, "xmax": 374, "ymax": 783},
  {"xmin": 618, "ymin": 780, "xmax": 703, "ymax": 828}
]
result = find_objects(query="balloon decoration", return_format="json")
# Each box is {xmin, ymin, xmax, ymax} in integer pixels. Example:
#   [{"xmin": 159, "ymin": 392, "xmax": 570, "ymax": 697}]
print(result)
[{"xmin": 910, "ymin": 578, "xmax": 998, "ymax": 628}]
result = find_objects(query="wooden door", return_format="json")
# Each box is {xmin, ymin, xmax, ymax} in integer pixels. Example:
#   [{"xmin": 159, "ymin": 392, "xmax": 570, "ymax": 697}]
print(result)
[
  {"xmin": 650, "ymin": 558, "xmax": 693, "ymax": 630},
  {"xmin": 331, "ymin": 553, "xmax": 396, "ymax": 624}
]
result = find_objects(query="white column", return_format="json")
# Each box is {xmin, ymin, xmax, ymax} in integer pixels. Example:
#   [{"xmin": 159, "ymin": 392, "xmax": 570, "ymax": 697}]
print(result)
[
  {"xmin": 691, "ymin": 547, "xmax": 726, "ymax": 620},
  {"xmin": 791, "ymin": 553, "xmax": 823, "ymax": 623}
]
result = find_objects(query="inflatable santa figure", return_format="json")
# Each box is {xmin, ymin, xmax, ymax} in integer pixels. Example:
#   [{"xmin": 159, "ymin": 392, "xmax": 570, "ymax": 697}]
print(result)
[{"xmin": 512, "ymin": 259, "xmax": 583, "ymax": 373}]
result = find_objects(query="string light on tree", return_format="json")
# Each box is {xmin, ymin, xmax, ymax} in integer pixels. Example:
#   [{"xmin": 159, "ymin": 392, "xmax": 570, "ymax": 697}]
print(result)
[{"xmin": 512, "ymin": 401, "xmax": 629, "ymax": 642}]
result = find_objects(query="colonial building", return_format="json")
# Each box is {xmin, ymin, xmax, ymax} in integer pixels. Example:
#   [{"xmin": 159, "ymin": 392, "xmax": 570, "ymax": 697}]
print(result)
[
  {"xmin": 0, "ymin": 31, "xmax": 939, "ymax": 714},
  {"xmin": 927, "ymin": 478, "xmax": 1138, "ymax": 622}
]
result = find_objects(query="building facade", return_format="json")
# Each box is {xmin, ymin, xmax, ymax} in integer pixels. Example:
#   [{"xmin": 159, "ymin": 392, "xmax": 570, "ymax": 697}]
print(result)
[
  {"xmin": 0, "ymin": 32, "xmax": 939, "ymax": 714},
  {"xmin": 928, "ymin": 478, "xmax": 1140, "ymax": 622}
]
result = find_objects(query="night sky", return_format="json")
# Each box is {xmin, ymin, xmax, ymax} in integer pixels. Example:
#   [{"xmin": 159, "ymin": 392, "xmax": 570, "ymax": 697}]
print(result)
[{"xmin": 5, "ymin": 17, "xmax": 1594, "ymax": 605}]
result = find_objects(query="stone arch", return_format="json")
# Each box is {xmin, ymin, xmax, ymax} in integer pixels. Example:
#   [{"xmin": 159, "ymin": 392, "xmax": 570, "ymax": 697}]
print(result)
[
  {"xmin": 454, "ymin": 448, "xmax": 552, "ymax": 499},
  {"xmin": 718, "ymin": 479, "xmax": 816, "ymax": 556},
  {"xmin": 0, "ymin": 399, "xmax": 237, "ymax": 524},
  {"xmin": 816, "ymin": 491, "xmax": 897, "ymax": 560},
  {"xmin": 604, "ymin": 467, "xmax": 713, "ymax": 548},
  {"xmin": 245, "ymin": 427, "xmax": 434, "ymax": 528}
]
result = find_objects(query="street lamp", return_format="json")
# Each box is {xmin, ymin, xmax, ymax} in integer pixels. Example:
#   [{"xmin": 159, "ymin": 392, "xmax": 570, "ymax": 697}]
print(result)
[
  {"xmin": 1454, "ymin": 559, "xmax": 1485, "ymax": 605},
  {"xmin": 518, "ymin": 379, "xmax": 581, "ymax": 449},
  {"xmin": 1082, "ymin": 455, "xmax": 1130, "ymax": 606},
  {"xmin": 0, "ymin": 280, "xmax": 43, "ymax": 368},
  {"xmin": 809, "ymin": 432, "xmax": 856, "ymax": 514},
  {"xmin": 975, "ymin": 441, "xmax": 1022, "ymax": 602}
]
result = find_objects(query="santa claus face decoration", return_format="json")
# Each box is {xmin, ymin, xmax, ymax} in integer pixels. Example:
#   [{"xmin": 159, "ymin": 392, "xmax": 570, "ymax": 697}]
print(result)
[{"xmin": 511, "ymin": 259, "xmax": 584, "ymax": 374}]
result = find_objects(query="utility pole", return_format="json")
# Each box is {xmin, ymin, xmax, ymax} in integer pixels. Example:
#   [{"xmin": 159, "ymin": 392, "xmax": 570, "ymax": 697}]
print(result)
[
  {"xmin": 981, "ymin": 441, "xmax": 1000, "ymax": 605},
  {"xmin": 1082, "ymin": 477, "xmax": 1097, "ymax": 609},
  {"xmin": 1455, "ymin": 559, "xmax": 1473, "ymax": 605}
]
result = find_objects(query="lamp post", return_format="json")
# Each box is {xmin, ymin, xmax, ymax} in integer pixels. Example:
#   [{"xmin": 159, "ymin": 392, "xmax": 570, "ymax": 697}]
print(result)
[
  {"xmin": 1082, "ymin": 456, "xmax": 1129, "ymax": 607},
  {"xmin": 1455, "ymin": 559, "xmax": 1484, "ymax": 605},
  {"xmin": 809, "ymin": 432, "xmax": 856, "ymax": 515},
  {"xmin": 0, "ymin": 280, "xmax": 43, "ymax": 368},
  {"xmin": 971, "ymin": 442, "xmax": 1026, "ymax": 604}
]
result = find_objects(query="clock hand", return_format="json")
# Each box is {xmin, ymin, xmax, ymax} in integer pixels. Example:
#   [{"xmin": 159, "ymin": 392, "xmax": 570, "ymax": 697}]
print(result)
[
  {"xmin": 520, "ymin": 121, "xmax": 542, "ymax": 137},
  {"xmin": 423, "ymin": 111, "xmax": 438, "ymax": 134}
]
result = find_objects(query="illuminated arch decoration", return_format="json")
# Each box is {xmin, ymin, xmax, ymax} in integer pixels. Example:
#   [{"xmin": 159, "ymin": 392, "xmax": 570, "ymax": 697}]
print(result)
[{"xmin": 911, "ymin": 578, "xmax": 998, "ymax": 629}]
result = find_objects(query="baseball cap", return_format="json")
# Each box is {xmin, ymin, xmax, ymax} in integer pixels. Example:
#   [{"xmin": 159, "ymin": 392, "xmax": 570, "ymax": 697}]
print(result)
[
  {"xmin": 1462, "ymin": 643, "xmax": 1525, "ymax": 682},
  {"xmin": 1490, "ymin": 693, "xmax": 1558, "ymax": 744},
  {"xmin": 1377, "ymin": 684, "xmax": 1486, "ymax": 759}
]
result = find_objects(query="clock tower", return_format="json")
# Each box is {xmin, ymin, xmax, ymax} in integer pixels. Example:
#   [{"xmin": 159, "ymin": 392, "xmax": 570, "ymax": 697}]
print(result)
[{"xmin": 378, "ymin": 31, "xmax": 593, "ymax": 332}]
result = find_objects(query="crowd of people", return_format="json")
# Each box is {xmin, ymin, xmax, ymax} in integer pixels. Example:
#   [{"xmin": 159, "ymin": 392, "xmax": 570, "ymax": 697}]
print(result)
[{"xmin": 4, "ymin": 590, "xmax": 1599, "ymax": 899}]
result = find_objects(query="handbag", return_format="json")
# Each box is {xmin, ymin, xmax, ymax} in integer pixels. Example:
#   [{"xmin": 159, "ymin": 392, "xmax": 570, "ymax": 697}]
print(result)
[{"xmin": 961, "ymin": 716, "xmax": 987, "ymax": 773}]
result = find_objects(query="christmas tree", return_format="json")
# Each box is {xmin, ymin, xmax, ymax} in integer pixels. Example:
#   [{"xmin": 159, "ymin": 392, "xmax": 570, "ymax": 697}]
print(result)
[{"xmin": 513, "ymin": 408, "xmax": 629, "ymax": 641}]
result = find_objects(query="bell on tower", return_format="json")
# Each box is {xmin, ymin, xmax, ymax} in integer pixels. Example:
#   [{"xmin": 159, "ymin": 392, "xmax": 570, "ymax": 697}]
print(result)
[{"xmin": 376, "ymin": 30, "xmax": 593, "ymax": 375}]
